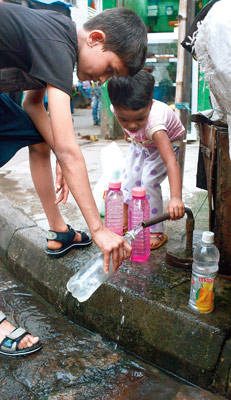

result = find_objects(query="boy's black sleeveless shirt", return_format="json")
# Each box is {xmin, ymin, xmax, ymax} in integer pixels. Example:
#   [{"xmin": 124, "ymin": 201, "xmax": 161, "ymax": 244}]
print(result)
[{"xmin": 0, "ymin": 3, "xmax": 78, "ymax": 96}]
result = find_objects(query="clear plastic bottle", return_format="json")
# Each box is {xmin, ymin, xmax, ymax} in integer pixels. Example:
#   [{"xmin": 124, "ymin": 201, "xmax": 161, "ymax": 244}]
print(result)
[
  {"xmin": 67, "ymin": 251, "xmax": 113, "ymax": 303},
  {"xmin": 67, "ymin": 230, "xmax": 139, "ymax": 302},
  {"xmin": 189, "ymin": 231, "xmax": 220, "ymax": 313},
  {"xmin": 105, "ymin": 180, "xmax": 124, "ymax": 236},
  {"xmin": 128, "ymin": 187, "xmax": 150, "ymax": 262}
]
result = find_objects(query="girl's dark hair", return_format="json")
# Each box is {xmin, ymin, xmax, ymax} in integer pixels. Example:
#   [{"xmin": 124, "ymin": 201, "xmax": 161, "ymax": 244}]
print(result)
[
  {"xmin": 83, "ymin": 8, "xmax": 147, "ymax": 76},
  {"xmin": 108, "ymin": 70, "xmax": 155, "ymax": 110}
]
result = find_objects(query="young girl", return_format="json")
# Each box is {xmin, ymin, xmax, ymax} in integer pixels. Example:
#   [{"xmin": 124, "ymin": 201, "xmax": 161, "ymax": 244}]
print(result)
[{"xmin": 108, "ymin": 70, "xmax": 185, "ymax": 250}]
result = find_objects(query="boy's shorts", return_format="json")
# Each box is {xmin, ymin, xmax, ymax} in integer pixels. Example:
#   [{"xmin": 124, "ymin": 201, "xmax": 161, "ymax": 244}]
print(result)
[{"xmin": 0, "ymin": 93, "xmax": 44, "ymax": 167}]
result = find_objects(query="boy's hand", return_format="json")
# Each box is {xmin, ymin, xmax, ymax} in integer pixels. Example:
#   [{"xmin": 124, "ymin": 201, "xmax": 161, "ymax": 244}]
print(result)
[
  {"xmin": 55, "ymin": 161, "xmax": 69, "ymax": 205},
  {"xmin": 92, "ymin": 226, "xmax": 132, "ymax": 274},
  {"xmin": 167, "ymin": 197, "xmax": 185, "ymax": 220}
]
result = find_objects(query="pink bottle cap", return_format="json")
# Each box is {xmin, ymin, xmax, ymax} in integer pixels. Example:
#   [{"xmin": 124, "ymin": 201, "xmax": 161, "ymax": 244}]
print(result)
[
  {"xmin": 109, "ymin": 180, "xmax": 121, "ymax": 189},
  {"xmin": 132, "ymin": 187, "xmax": 146, "ymax": 197}
]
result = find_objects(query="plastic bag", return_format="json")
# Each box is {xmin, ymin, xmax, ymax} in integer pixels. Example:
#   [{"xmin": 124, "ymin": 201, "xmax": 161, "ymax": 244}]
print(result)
[
  {"xmin": 92, "ymin": 142, "xmax": 125, "ymax": 217},
  {"xmin": 195, "ymin": 0, "xmax": 231, "ymax": 157}
]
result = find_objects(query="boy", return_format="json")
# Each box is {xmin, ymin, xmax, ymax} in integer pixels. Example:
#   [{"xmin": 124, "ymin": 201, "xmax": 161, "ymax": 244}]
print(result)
[
  {"xmin": 0, "ymin": 3, "xmax": 147, "ymax": 355},
  {"xmin": 108, "ymin": 70, "xmax": 185, "ymax": 250}
]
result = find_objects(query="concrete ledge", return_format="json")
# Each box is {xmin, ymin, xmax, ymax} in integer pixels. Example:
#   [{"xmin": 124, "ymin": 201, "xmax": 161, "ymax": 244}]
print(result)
[
  {"xmin": 0, "ymin": 197, "xmax": 231, "ymax": 398},
  {"xmin": 0, "ymin": 198, "xmax": 36, "ymax": 265}
]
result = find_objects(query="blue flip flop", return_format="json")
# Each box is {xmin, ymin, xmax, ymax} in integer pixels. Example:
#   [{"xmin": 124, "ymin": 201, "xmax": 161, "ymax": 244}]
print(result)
[{"xmin": 45, "ymin": 224, "xmax": 92, "ymax": 258}]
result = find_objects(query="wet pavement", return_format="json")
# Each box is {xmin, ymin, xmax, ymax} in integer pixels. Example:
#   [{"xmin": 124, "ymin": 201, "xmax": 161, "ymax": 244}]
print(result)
[
  {"xmin": 0, "ymin": 261, "xmax": 224, "ymax": 400},
  {"xmin": 0, "ymin": 108, "xmax": 229, "ymax": 399}
]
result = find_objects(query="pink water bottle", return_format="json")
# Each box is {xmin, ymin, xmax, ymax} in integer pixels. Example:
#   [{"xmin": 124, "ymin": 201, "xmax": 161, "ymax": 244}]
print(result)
[
  {"xmin": 105, "ymin": 180, "xmax": 124, "ymax": 236},
  {"xmin": 128, "ymin": 187, "xmax": 150, "ymax": 262}
]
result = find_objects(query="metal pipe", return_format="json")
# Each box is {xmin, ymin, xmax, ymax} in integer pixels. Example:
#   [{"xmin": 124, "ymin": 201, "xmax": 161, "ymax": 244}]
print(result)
[
  {"xmin": 142, "ymin": 212, "xmax": 170, "ymax": 228},
  {"xmin": 142, "ymin": 207, "xmax": 193, "ymax": 228},
  {"xmin": 142, "ymin": 207, "xmax": 194, "ymax": 257}
]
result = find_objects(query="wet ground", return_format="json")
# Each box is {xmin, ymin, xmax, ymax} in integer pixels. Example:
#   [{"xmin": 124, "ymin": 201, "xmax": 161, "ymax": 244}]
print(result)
[
  {"xmin": 0, "ymin": 109, "xmax": 221, "ymax": 398},
  {"xmin": 0, "ymin": 262, "xmax": 224, "ymax": 400}
]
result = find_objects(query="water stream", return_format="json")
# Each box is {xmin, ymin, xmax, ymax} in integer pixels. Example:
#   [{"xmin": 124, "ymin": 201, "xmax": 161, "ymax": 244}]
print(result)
[{"xmin": 114, "ymin": 291, "xmax": 126, "ymax": 351}]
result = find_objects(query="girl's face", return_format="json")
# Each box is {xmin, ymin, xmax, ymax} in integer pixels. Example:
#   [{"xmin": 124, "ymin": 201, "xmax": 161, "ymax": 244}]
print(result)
[{"xmin": 114, "ymin": 103, "xmax": 152, "ymax": 133}]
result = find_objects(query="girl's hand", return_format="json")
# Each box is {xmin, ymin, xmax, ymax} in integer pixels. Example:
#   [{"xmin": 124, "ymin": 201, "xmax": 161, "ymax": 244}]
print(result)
[
  {"xmin": 167, "ymin": 198, "xmax": 185, "ymax": 220},
  {"xmin": 55, "ymin": 160, "xmax": 69, "ymax": 205}
]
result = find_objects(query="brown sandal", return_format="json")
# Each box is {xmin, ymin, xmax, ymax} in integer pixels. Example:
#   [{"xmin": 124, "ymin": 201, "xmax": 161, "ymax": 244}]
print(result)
[
  {"xmin": 150, "ymin": 233, "xmax": 168, "ymax": 250},
  {"xmin": 123, "ymin": 225, "xmax": 128, "ymax": 235}
]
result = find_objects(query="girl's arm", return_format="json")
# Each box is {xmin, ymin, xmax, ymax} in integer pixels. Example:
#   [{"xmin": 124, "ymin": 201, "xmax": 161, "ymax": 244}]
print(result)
[{"xmin": 152, "ymin": 130, "xmax": 185, "ymax": 220}]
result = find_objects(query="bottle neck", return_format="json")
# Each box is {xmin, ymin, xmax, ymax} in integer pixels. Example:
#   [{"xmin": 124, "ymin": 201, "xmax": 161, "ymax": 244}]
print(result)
[
  {"xmin": 201, "ymin": 241, "xmax": 215, "ymax": 246},
  {"xmin": 125, "ymin": 223, "xmax": 143, "ymax": 242}
]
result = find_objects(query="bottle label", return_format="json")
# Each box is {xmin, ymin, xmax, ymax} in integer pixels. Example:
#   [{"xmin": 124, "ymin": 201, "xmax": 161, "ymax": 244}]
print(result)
[{"xmin": 189, "ymin": 273, "xmax": 216, "ymax": 313}]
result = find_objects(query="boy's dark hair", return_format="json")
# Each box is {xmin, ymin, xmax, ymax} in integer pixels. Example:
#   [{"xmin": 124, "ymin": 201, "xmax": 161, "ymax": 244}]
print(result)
[
  {"xmin": 83, "ymin": 8, "xmax": 147, "ymax": 76},
  {"xmin": 108, "ymin": 70, "xmax": 155, "ymax": 110}
]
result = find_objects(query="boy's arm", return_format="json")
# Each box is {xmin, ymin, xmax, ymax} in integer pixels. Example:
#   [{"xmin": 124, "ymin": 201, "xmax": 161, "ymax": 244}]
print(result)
[
  {"xmin": 24, "ymin": 85, "xmax": 131, "ymax": 272},
  {"xmin": 22, "ymin": 88, "xmax": 69, "ymax": 204},
  {"xmin": 152, "ymin": 130, "xmax": 185, "ymax": 220}
]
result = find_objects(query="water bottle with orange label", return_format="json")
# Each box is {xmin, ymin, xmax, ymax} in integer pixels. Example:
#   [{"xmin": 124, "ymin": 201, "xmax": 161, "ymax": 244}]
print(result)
[{"xmin": 189, "ymin": 231, "xmax": 220, "ymax": 313}]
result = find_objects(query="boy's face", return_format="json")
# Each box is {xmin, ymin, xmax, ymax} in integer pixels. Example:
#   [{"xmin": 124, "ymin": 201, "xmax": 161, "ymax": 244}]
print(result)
[
  {"xmin": 77, "ymin": 30, "xmax": 129, "ymax": 83},
  {"xmin": 114, "ymin": 104, "xmax": 152, "ymax": 133}
]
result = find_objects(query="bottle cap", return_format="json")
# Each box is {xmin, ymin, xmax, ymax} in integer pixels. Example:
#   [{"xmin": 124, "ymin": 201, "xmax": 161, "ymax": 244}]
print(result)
[
  {"xmin": 108, "ymin": 180, "xmax": 121, "ymax": 189},
  {"xmin": 132, "ymin": 187, "xmax": 146, "ymax": 197},
  {"xmin": 202, "ymin": 231, "xmax": 214, "ymax": 244}
]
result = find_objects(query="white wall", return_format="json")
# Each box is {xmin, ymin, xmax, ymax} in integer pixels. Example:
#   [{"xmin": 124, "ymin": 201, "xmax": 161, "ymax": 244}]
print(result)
[
  {"xmin": 71, "ymin": 0, "xmax": 88, "ymax": 27},
  {"xmin": 70, "ymin": 0, "xmax": 102, "ymax": 27}
]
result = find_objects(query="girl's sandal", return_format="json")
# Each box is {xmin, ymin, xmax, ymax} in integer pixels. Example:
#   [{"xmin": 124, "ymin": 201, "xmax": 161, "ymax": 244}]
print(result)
[
  {"xmin": 150, "ymin": 233, "xmax": 168, "ymax": 250},
  {"xmin": 123, "ymin": 225, "xmax": 128, "ymax": 235}
]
